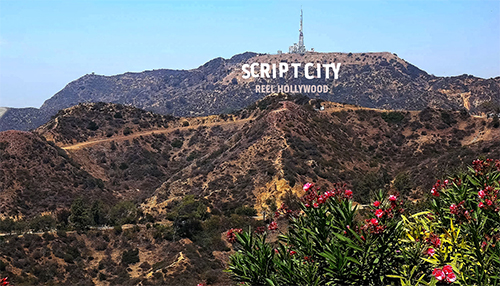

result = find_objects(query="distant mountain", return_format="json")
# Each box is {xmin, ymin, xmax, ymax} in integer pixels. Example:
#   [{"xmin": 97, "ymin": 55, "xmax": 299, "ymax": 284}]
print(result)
[{"xmin": 1, "ymin": 51, "xmax": 499, "ymax": 131}]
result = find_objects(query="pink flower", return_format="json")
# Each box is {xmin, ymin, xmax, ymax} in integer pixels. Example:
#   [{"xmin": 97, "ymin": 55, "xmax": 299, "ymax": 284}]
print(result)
[
  {"xmin": 444, "ymin": 179, "xmax": 449, "ymax": 185},
  {"xmin": 442, "ymin": 265, "xmax": 453, "ymax": 275},
  {"xmin": 426, "ymin": 248, "xmax": 435, "ymax": 257},
  {"xmin": 370, "ymin": 218, "xmax": 378, "ymax": 226},
  {"xmin": 345, "ymin": 189, "xmax": 353, "ymax": 197},
  {"xmin": 373, "ymin": 201, "xmax": 380, "ymax": 207},
  {"xmin": 435, "ymin": 238, "xmax": 441, "ymax": 247},
  {"xmin": 389, "ymin": 195, "xmax": 397, "ymax": 201},
  {"xmin": 446, "ymin": 272, "xmax": 457, "ymax": 282},
  {"xmin": 479, "ymin": 202, "xmax": 485, "ymax": 208},
  {"xmin": 305, "ymin": 204, "xmax": 310, "ymax": 208},
  {"xmin": 431, "ymin": 188, "xmax": 440, "ymax": 197},
  {"xmin": 226, "ymin": 228, "xmax": 243, "ymax": 243},
  {"xmin": 303, "ymin": 183, "xmax": 313, "ymax": 191},
  {"xmin": 313, "ymin": 203, "xmax": 319, "ymax": 208},
  {"xmin": 274, "ymin": 248, "xmax": 279, "ymax": 254},
  {"xmin": 375, "ymin": 209, "xmax": 384, "ymax": 218},
  {"xmin": 486, "ymin": 199, "xmax": 493, "ymax": 206},
  {"xmin": 432, "ymin": 268, "xmax": 445, "ymax": 281},
  {"xmin": 478, "ymin": 190, "xmax": 486, "ymax": 199},
  {"xmin": 450, "ymin": 204, "xmax": 458, "ymax": 214},
  {"xmin": 268, "ymin": 221, "xmax": 278, "ymax": 231},
  {"xmin": 289, "ymin": 250, "xmax": 296, "ymax": 255}
]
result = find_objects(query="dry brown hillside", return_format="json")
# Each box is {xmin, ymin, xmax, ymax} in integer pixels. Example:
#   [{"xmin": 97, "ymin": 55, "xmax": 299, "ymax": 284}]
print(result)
[
  {"xmin": 30, "ymin": 95, "xmax": 500, "ymax": 218},
  {"xmin": 1, "ymin": 95, "xmax": 500, "ymax": 285},
  {"xmin": 0, "ymin": 130, "xmax": 112, "ymax": 218}
]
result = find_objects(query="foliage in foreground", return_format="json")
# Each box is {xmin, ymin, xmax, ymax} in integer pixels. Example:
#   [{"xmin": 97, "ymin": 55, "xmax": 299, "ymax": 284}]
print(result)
[{"xmin": 226, "ymin": 159, "xmax": 500, "ymax": 285}]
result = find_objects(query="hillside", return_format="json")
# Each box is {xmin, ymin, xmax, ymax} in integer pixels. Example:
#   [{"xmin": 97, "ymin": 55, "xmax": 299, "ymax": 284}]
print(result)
[
  {"xmin": 33, "ymin": 96, "xmax": 500, "ymax": 215},
  {"xmin": 1, "ymin": 96, "xmax": 500, "ymax": 285},
  {"xmin": 2, "ymin": 96, "xmax": 498, "ymax": 219},
  {"xmin": 1, "ymin": 51, "xmax": 499, "ymax": 131},
  {"xmin": 0, "ymin": 131, "xmax": 112, "ymax": 218}
]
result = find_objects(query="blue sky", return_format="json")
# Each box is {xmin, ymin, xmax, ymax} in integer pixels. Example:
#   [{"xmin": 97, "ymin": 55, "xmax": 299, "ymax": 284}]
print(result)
[{"xmin": 0, "ymin": 0, "xmax": 499, "ymax": 108}]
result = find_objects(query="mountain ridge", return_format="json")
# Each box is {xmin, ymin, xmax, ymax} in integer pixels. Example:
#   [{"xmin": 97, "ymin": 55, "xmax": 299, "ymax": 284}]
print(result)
[
  {"xmin": 1, "ymin": 51, "xmax": 499, "ymax": 132},
  {"xmin": 3, "ymin": 94, "xmax": 497, "ymax": 219}
]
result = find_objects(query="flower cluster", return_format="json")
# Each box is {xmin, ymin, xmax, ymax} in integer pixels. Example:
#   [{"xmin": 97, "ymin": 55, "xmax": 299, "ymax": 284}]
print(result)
[
  {"xmin": 363, "ymin": 193, "xmax": 405, "ymax": 235},
  {"xmin": 226, "ymin": 228, "xmax": 243, "ymax": 243},
  {"xmin": 477, "ymin": 185, "xmax": 499, "ymax": 212},
  {"xmin": 361, "ymin": 217, "xmax": 386, "ymax": 234},
  {"xmin": 227, "ymin": 159, "xmax": 500, "ymax": 286},
  {"xmin": 432, "ymin": 265, "xmax": 456, "ymax": 283},
  {"xmin": 426, "ymin": 247, "xmax": 435, "ymax": 257},
  {"xmin": 274, "ymin": 203, "xmax": 300, "ymax": 220},
  {"xmin": 371, "ymin": 193, "xmax": 404, "ymax": 220},
  {"xmin": 268, "ymin": 221, "xmax": 278, "ymax": 231},
  {"xmin": 303, "ymin": 255, "xmax": 314, "ymax": 264},
  {"xmin": 426, "ymin": 232, "xmax": 441, "ymax": 248},
  {"xmin": 301, "ymin": 183, "xmax": 353, "ymax": 208},
  {"xmin": 449, "ymin": 200, "xmax": 474, "ymax": 222},
  {"xmin": 430, "ymin": 179, "xmax": 450, "ymax": 197},
  {"xmin": 254, "ymin": 226, "xmax": 266, "ymax": 234},
  {"xmin": 472, "ymin": 158, "xmax": 498, "ymax": 175},
  {"xmin": 480, "ymin": 232, "xmax": 500, "ymax": 250},
  {"xmin": 1, "ymin": 278, "xmax": 8, "ymax": 286}
]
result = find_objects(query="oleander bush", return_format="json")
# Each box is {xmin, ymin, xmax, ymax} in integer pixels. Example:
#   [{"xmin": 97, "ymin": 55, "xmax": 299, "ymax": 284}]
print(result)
[{"xmin": 226, "ymin": 159, "xmax": 500, "ymax": 285}]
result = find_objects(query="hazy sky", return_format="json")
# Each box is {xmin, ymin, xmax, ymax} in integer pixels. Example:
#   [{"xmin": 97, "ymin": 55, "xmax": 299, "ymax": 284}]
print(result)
[{"xmin": 0, "ymin": 0, "xmax": 499, "ymax": 108}]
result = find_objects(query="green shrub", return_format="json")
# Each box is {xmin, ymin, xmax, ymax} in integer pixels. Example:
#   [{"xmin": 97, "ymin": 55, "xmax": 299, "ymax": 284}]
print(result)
[
  {"xmin": 441, "ymin": 111, "xmax": 457, "ymax": 126},
  {"xmin": 186, "ymin": 151, "xmax": 199, "ymax": 161},
  {"xmin": 123, "ymin": 127, "xmax": 132, "ymax": 136},
  {"xmin": 70, "ymin": 197, "xmax": 91, "ymax": 230},
  {"xmin": 381, "ymin": 111, "xmax": 405, "ymax": 124},
  {"xmin": 109, "ymin": 201, "xmax": 137, "ymax": 225},
  {"xmin": 29, "ymin": 215, "xmax": 56, "ymax": 232},
  {"xmin": 87, "ymin": 121, "xmax": 99, "ymax": 131},
  {"xmin": 171, "ymin": 139, "xmax": 183, "ymax": 148},
  {"xmin": 227, "ymin": 159, "xmax": 500, "ymax": 286},
  {"xmin": 121, "ymin": 248, "xmax": 140, "ymax": 266},
  {"xmin": 234, "ymin": 206, "xmax": 257, "ymax": 217}
]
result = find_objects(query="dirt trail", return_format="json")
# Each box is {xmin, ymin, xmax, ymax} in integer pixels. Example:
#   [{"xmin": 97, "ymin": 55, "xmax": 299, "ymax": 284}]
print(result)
[{"xmin": 61, "ymin": 118, "xmax": 253, "ymax": 150}]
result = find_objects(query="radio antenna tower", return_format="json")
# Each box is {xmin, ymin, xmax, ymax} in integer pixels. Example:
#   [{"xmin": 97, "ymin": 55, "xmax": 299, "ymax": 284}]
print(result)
[
  {"xmin": 298, "ymin": 9, "xmax": 305, "ymax": 51},
  {"xmin": 289, "ymin": 8, "xmax": 307, "ymax": 54}
]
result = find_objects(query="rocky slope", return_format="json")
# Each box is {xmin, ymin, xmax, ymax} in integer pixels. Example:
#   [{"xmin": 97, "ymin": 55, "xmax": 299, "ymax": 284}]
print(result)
[{"xmin": 1, "ymin": 51, "xmax": 499, "ymax": 131}]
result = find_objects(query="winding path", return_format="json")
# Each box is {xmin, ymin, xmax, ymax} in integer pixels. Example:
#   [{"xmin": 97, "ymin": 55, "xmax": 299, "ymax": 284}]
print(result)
[{"xmin": 61, "ymin": 117, "xmax": 253, "ymax": 150}]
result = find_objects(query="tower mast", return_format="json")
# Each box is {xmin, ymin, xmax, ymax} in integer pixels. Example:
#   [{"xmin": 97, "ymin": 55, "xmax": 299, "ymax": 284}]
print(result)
[
  {"xmin": 288, "ymin": 8, "xmax": 308, "ymax": 54},
  {"xmin": 298, "ymin": 9, "xmax": 304, "ymax": 51}
]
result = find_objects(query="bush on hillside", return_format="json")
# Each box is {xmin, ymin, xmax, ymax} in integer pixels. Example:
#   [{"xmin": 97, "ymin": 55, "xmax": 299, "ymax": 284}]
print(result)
[{"xmin": 227, "ymin": 159, "xmax": 500, "ymax": 285}]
